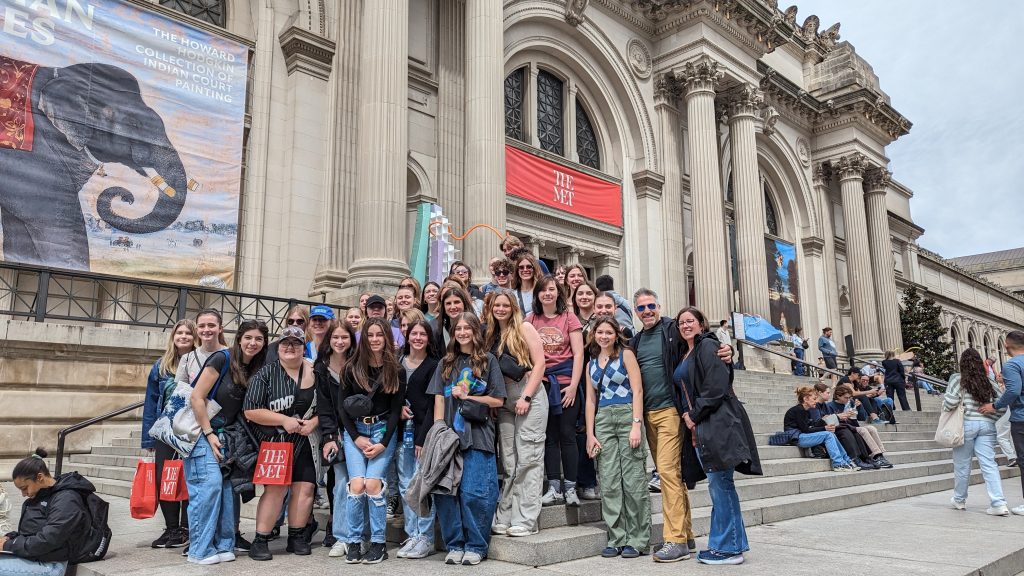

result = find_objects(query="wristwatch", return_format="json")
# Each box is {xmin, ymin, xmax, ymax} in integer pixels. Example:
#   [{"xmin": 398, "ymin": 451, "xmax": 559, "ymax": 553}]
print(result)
[
  {"xmin": 523, "ymin": 395, "xmax": 533, "ymax": 402},
  {"xmin": 632, "ymin": 417, "xmax": 642, "ymax": 423}
]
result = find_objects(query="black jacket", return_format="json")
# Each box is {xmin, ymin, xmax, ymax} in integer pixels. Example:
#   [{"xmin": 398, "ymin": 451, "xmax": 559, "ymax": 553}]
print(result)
[
  {"xmin": 315, "ymin": 362, "xmax": 345, "ymax": 446},
  {"xmin": 881, "ymin": 359, "xmax": 905, "ymax": 385},
  {"xmin": 404, "ymin": 355, "xmax": 440, "ymax": 447},
  {"xmin": 3, "ymin": 472, "xmax": 93, "ymax": 562},
  {"xmin": 629, "ymin": 317, "xmax": 684, "ymax": 415},
  {"xmin": 679, "ymin": 332, "xmax": 762, "ymax": 486},
  {"xmin": 783, "ymin": 404, "xmax": 827, "ymax": 433}
]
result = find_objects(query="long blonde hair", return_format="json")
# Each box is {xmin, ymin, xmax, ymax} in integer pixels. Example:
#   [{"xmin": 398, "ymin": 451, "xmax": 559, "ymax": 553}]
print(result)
[
  {"xmin": 160, "ymin": 319, "xmax": 198, "ymax": 377},
  {"xmin": 482, "ymin": 291, "xmax": 532, "ymax": 368}
]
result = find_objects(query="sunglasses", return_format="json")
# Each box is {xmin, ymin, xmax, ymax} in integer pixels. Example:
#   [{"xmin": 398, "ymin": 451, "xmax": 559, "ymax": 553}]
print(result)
[
  {"xmin": 454, "ymin": 269, "xmax": 469, "ymax": 276},
  {"xmin": 286, "ymin": 318, "xmax": 306, "ymax": 326},
  {"xmin": 494, "ymin": 270, "xmax": 511, "ymax": 276},
  {"xmin": 280, "ymin": 340, "xmax": 303, "ymax": 350},
  {"xmin": 636, "ymin": 303, "xmax": 657, "ymax": 312},
  {"xmin": 400, "ymin": 283, "xmax": 415, "ymax": 289},
  {"xmin": 518, "ymin": 265, "xmax": 533, "ymax": 271}
]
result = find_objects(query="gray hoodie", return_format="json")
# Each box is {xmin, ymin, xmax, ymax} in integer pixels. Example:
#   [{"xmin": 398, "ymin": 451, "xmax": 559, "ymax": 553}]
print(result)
[{"xmin": 403, "ymin": 421, "xmax": 463, "ymax": 516}]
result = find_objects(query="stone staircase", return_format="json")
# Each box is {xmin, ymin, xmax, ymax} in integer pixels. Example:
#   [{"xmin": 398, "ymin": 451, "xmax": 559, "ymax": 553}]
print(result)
[{"xmin": 63, "ymin": 370, "xmax": 1020, "ymax": 567}]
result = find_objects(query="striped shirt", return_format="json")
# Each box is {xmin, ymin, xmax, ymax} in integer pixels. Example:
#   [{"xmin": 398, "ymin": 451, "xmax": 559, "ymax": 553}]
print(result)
[
  {"xmin": 589, "ymin": 355, "xmax": 633, "ymax": 408},
  {"xmin": 943, "ymin": 373, "xmax": 1004, "ymax": 422},
  {"xmin": 244, "ymin": 360, "xmax": 317, "ymax": 445}
]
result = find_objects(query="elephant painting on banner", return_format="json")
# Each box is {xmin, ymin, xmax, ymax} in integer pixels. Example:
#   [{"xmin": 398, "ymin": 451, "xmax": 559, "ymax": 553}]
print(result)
[{"xmin": 0, "ymin": 55, "xmax": 189, "ymax": 270}]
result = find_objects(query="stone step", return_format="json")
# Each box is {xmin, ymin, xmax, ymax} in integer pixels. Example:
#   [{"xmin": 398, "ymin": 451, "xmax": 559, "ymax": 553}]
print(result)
[
  {"xmin": 91, "ymin": 445, "xmax": 150, "ymax": 457},
  {"xmin": 749, "ymin": 422, "xmax": 936, "ymax": 434},
  {"xmin": 487, "ymin": 465, "xmax": 1019, "ymax": 565},
  {"xmin": 756, "ymin": 429, "xmax": 935, "ymax": 442}
]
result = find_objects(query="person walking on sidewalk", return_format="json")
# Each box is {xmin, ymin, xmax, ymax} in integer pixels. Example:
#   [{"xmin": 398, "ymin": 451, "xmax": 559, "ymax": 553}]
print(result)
[
  {"xmin": 585, "ymin": 316, "xmax": 651, "ymax": 559},
  {"xmin": 980, "ymin": 330, "xmax": 1024, "ymax": 514},
  {"xmin": 677, "ymin": 307, "xmax": 762, "ymax": 566},
  {"xmin": 947, "ymin": 348, "xmax": 1008, "ymax": 515}
]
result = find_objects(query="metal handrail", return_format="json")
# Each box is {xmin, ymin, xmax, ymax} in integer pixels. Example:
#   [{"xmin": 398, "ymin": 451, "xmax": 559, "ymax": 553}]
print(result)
[
  {"xmin": 54, "ymin": 401, "xmax": 144, "ymax": 476},
  {"xmin": 736, "ymin": 338, "xmax": 847, "ymax": 379}
]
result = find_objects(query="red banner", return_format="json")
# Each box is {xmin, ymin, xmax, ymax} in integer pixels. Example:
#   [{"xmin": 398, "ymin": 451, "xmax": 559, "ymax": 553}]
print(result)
[{"xmin": 505, "ymin": 145, "xmax": 623, "ymax": 227}]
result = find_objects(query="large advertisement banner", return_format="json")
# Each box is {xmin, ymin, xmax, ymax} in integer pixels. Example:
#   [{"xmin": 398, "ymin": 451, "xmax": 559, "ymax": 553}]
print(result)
[
  {"xmin": 0, "ymin": 0, "xmax": 248, "ymax": 288},
  {"xmin": 505, "ymin": 144, "xmax": 623, "ymax": 227},
  {"xmin": 765, "ymin": 237, "xmax": 801, "ymax": 336}
]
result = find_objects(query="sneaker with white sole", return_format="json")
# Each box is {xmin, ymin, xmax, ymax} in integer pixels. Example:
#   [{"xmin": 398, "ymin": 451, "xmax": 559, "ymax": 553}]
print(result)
[
  {"xmin": 987, "ymin": 505, "xmax": 1010, "ymax": 516},
  {"xmin": 216, "ymin": 552, "xmax": 236, "ymax": 563},
  {"xmin": 541, "ymin": 487, "xmax": 564, "ymax": 506},
  {"xmin": 580, "ymin": 486, "xmax": 600, "ymax": 500},
  {"xmin": 1012, "ymin": 504, "xmax": 1024, "ymax": 516},
  {"xmin": 329, "ymin": 540, "xmax": 348, "ymax": 558},
  {"xmin": 491, "ymin": 523, "xmax": 509, "ymax": 535},
  {"xmin": 653, "ymin": 541, "xmax": 690, "ymax": 562},
  {"xmin": 951, "ymin": 497, "xmax": 966, "ymax": 511},
  {"xmin": 462, "ymin": 551, "xmax": 484, "ymax": 565},
  {"xmin": 404, "ymin": 535, "xmax": 435, "ymax": 559},
  {"xmin": 697, "ymin": 550, "xmax": 743, "ymax": 565},
  {"xmin": 564, "ymin": 486, "xmax": 581, "ymax": 507},
  {"xmin": 187, "ymin": 555, "xmax": 220, "ymax": 565},
  {"xmin": 396, "ymin": 538, "xmax": 416, "ymax": 558},
  {"xmin": 648, "ymin": 470, "xmax": 661, "ymax": 493},
  {"xmin": 506, "ymin": 525, "xmax": 539, "ymax": 537},
  {"xmin": 445, "ymin": 550, "xmax": 464, "ymax": 565}
]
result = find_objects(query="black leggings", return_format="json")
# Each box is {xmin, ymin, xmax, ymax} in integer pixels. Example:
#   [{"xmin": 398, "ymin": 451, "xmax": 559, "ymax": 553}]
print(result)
[
  {"xmin": 545, "ymin": 385, "xmax": 580, "ymax": 484},
  {"xmin": 885, "ymin": 382, "xmax": 911, "ymax": 411},
  {"xmin": 154, "ymin": 441, "xmax": 188, "ymax": 530},
  {"xmin": 834, "ymin": 426, "xmax": 872, "ymax": 461}
]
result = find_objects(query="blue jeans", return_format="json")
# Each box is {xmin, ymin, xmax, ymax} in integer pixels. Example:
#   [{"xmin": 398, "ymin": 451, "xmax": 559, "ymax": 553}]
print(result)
[
  {"xmin": 435, "ymin": 449, "xmax": 498, "ymax": 556},
  {"xmin": 0, "ymin": 557, "xmax": 66, "ymax": 576},
  {"xmin": 792, "ymin": 347, "xmax": 806, "ymax": 376},
  {"xmin": 696, "ymin": 448, "xmax": 748, "ymax": 555},
  {"xmin": 397, "ymin": 440, "xmax": 435, "ymax": 540},
  {"xmin": 331, "ymin": 461, "xmax": 351, "ymax": 541},
  {"xmin": 343, "ymin": 421, "xmax": 398, "ymax": 544},
  {"xmin": 797, "ymin": 431, "xmax": 852, "ymax": 467},
  {"xmin": 185, "ymin": 433, "xmax": 235, "ymax": 561},
  {"xmin": 952, "ymin": 419, "xmax": 1005, "ymax": 507}
]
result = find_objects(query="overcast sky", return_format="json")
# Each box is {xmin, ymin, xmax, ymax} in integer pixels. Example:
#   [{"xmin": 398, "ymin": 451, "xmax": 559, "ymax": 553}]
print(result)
[{"xmin": 794, "ymin": 1, "xmax": 1022, "ymax": 258}]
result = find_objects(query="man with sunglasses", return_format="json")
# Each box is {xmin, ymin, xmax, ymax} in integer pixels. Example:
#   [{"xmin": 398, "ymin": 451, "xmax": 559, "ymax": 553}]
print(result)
[
  {"xmin": 628, "ymin": 288, "xmax": 732, "ymax": 563},
  {"xmin": 482, "ymin": 257, "xmax": 514, "ymax": 296}
]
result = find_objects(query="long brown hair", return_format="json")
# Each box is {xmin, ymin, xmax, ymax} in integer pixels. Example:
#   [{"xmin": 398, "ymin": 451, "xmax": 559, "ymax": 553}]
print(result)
[
  {"xmin": 315, "ymin": 320, "xmax": 356, "ymax": 372},
  {"xmin": 442, "ymin": 312, "xmax": 489, "ymax": 381},
  {"xmin": 229, "ymin": 320, "xmax": 269, "ymax": 389},
  {"xmin": 347, "ymin": 317, "xmax": 400, "ymax": 394},
  {"xmin": 482, "ymin": 291, "xmax": 532, "ymax": 368},
  {"xmin": 586, "ymin": 316, "xmax": 627, "ymax": 359},
  {"xmin": 437, "ymin": 283, "xmax": 474, "ymax": 335},
  {"xmin": 959, "ymin": 348, "xmax": 994, "ymax": 404},
  {"xmin": 160, "ymin": 319, "xmax": 198, "ymax": 377}
]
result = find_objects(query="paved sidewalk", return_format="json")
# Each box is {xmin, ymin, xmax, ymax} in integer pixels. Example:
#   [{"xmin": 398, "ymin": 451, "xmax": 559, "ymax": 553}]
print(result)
[{"xmin": 3, "ymin": 477, "xmax": 1024, "ymax": 576}]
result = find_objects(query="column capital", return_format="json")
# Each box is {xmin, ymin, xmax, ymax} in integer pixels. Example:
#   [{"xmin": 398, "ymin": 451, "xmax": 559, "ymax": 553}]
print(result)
[
  {"xmin": 832, "ymin": 153, "xmax": 867, "ymax": 182},
  {"xmin": 632, "ymin": 169, "xmax": 665, "ymax": 200},
  {"xmin": 812, "ymin": 162, "xmax": 832, "ymax": 186},
  {"xmin": 727, "ymin": 84, "xmax": 763, "ymax": 118},
  {"xmin": 654, "ymin": 72, "xmax": 683, "ymax": 105},
  {"xmin": 680, "ymin": 58, "xmax": 723, "ymax": 97},
  {"xmin": 864, "ymin": 167, "xmax": 892, "ymax": 194}
]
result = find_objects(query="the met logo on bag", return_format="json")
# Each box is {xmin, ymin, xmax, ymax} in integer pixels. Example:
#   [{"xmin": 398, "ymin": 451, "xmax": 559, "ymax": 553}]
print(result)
[
  {"xmin": 159, "ymin": 460, "xmax": 188, "ymax": 502},
  {"xmin": 253, "ymin": 441, "xmax": 293, "ymax": 485}
]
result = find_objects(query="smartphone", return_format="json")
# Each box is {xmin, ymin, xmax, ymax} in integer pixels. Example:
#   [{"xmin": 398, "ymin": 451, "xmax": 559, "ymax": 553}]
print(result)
[{"xmin": 326, "ymin": 447, "xmax": 338, "ymax": 463}]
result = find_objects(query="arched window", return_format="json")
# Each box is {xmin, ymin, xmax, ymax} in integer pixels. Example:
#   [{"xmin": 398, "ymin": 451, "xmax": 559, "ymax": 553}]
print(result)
[
  {"xmin": 764, "ymin": 184, "xmax": 779, "ymax": 237},
  {"xmin": 951, "ymin": 326, "xmax": 960, "ymax": 357},
  {"xmin": 160, "ymin": 0, "xmax": 226, "ymax": 26},
  {"xmin": 504, "ymin": 68, "xmax": 525, "ymax": 141},
  {"xmin": 536, "ymin": 70, "xmax": 564, "ymax": 155},
  {"xmin": 575, "ymin": 99, "xmax": 600, "ymax": 169}
]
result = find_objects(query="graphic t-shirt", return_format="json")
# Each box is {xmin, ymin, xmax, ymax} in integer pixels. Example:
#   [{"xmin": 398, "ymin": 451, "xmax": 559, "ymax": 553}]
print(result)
[
  {"xmin": 527, "ymin": 311, "xmax": 583, "ymax": 385},
  {"xmin": 426, "ymin": 354, "xmax": 506, "ymax": 452}
]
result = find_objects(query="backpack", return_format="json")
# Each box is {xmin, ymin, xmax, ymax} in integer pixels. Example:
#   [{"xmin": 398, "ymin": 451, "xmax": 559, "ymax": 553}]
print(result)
[{"xmin": 73, "ymin": 491, "xmax": 112, "ymax": 564}]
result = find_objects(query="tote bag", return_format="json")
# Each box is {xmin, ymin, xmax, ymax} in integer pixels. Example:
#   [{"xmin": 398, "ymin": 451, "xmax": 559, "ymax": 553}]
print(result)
[
  {"xmin": 158, "ymin": 459, "xmax": 189, "ymax": 502},
  {"xmin": 148, "ymin": 350, "xmax": 230, "ymax": 457},
  {"xmin": 934, "ymin": 387, "xmax": 965, "ymax": 448},
  {"xmin": 253, "ymin": 441, "xmax": 294, "ymax": 485},
  {"xmin": 129, "ymin": 459, "xmax": 157, "ymax": 519}
]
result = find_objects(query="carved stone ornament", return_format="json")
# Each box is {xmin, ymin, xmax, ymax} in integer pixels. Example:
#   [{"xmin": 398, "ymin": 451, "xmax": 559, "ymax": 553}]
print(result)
[
  {"xmin": 728, "ymin": 84, "xmax": 763, "ymax": 117},
  {"xmin": 796, "ymin": 138, "xmax": 810, "ymax": 166},
  {"xmin": 832, "ymin": 153, "xmax": 867, "ymax": 181},
  {"xmin": 654, "ymin": 72, "xmax": 683, "ymax": 102},
  {"xmin": 865, "ymin": 167, "xmax": 892, "ymax": 192},
  {"xmin": 565, "ymin": 0, "xmax": 589, "ymax": 27},
  {"xmin": 626, "ymin": 38, "xmax": 653, "ymax": 79},
  {"xmin": 812, "ymin": 162, "xmax": 831, "ymax": 186},
  {"xmin": 680, "ymin": 58, "xmax": 723, "ymax": 95}
]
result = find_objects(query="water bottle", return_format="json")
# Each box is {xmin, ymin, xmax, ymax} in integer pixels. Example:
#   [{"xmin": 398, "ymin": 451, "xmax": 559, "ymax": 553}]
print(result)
[{"xmin": 403, "ymin": 402, "xmax": 415, "ymax": 450}]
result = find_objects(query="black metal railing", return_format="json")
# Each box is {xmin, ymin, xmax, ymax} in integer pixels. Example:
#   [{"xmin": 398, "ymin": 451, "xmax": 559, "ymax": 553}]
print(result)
[
  {"xmin": 737, "ymin": 339, "xmax": 848, "ymax": 380},
  {"xmin": 847, "ymin": 355, "xmax": 948, "ymax": 412},
  {"xmin": 54, "ymin": 401, "xmax": 144, "ymax": 476},
  {"xmin": 0, "ymin": 261, "xmax": 346, "ymax": 336}
]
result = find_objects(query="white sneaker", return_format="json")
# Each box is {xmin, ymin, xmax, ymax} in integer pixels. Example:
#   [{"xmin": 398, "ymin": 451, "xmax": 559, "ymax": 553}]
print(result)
[
  {"xmin": 462, "ymin": 551, "xmax": 484, "ymax": 565},
  {"xmin": 541, "ymin": 487, "xmax": 564, "ymax": 506},
  {"xmin": 396, "ymin": 538, "xmax": 415, "ymax": 558},
  {"xmin": 187, "ymin": 555, "xmax": 220, "ymax": 565},
  {"xmin": 445, "ymin": 550, "xmax": 464, "ymax": 565},
  {"xmin": 216, "ymin": 552, "xmax": 235, "ymax": 562},
  {"xmin": 404, "ymin": 535, "xmax": 435, "ymax": 559},
  {"xmin": 950, "ymin": 497, "xmax": 966, "ymax": 511},
  {"xmin": 329, "ymin": 540, "xmax": 348, "ymax": 557},
  {"xmin": 1011, "ymin": 505, "xmax": 1024, "ymax": 516},
  {"xmin": 491, "ymin": 523, "xmax": 510, "ymax": 535},
  {"xmin": 580, "ymin": 486, "xmax": 600, "ymax": 500},
  {"xmin": 564, "ymin": 487, "xmax": 581, "ymax": 507},
  {"xmin": 987, "ymin": 505, "xmax": 1010, "ymax": 516},
  {"xmin": 506, "ymin": 525, "xmax": 539, "ymax": 537}
]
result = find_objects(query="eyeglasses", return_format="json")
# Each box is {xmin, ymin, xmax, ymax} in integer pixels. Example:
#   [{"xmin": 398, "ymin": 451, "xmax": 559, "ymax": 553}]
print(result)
[
  {"xmin": 280, "ymin": 340, "xmax": 303, "ymax": 350},
  {"xmin": 677, "ymin": 318, "xmax": 699, "ymax": 327},
  {"xmin": 494, "ymin": 270, "xmax": 510, "ymax": 277},
  {"xmin": 286, "ymin": 318, "xmax": 306, "ymax": 326},
  {"xmin": 518, "ymin": 265, "xmax": 533, "ymax": 271},
  {"xmin": 636, "ymin": 303, "xmax": 657, "ymax": 312},
  {"xmin": 454, "ymin": 268, "xmax": 469, "ymax": 276}
]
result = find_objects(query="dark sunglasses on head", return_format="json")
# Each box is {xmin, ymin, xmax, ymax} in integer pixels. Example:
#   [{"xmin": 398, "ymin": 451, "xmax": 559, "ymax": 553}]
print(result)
[
  {"xmin": 400, "ymin": 283, "xmax": 415, "ymax": 289},
  {"xmin": 286, "ymin": 318, "xmax": 306, "ymax": 326},
  {"xmin": 636, "ymin": 303, "xmax": 657, "ymax": 312}
]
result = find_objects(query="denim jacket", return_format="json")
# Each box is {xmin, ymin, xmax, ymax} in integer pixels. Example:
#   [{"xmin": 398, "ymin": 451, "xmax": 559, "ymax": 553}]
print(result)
[{"xmin": 141, "ymin": 360, "xmax": 176, "ymax": 449}]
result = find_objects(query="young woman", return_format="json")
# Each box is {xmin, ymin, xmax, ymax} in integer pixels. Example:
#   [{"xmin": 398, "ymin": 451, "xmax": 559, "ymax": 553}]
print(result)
[
  {"xmin": 881, "ymin": 350, "xmax": 910, "ymax": 411},
  {"xmin": 553, "ymin": 265, "xmax": 566, "ymax": 285},
  {"xmin": 784, "ymin": 387, "xmax": 856, "ymax": 471},
  {"xmin": 527, "ymin": 276, "xmax": 584, "ymax": 506},
  {"xmin": 398, "ymin": 276, "xmax": 423, "ymax": 303},
  {"xmin": 393, "ymin": 286, "xmax": 420, "ymax": 326},
  {"xmin": 2, "ymin": 449, "xmax": 95, "ymax": 576},
  {"xmin": 307, "ymin": 306, "xmax": 335, "ymax": 360},
  {"xmin": 141, "ymin": 319, "xmax": 197, "ymax": 549},
  {"xmin": 399, "ymin": 308, "xmax": 426, "ymax": 337},
  {"xmin": 422, "ymin": 281, "xmax": 441, "ymax": 320},
  {"xmin": 572, "ymin": 281, "xmax": 601, "ymax": 500},
  {"xmin": 266, "ymin": 305, "xmax": 310, "ymax": 364},
  {"xmin": 484, "ymin": 290, "xmax": 548, "ymax": 537},
  {"xmin": 431, "ymin": 284, "xmax": 474, "ymax": 353},
  {"xmin": 427, "ymin": 313, "xmax": 506, "ymax": 565},
  {"xmin": 563, "ymin": 264, "xmax": 588, "ymax": 295},
  {"xmin": 594, "ymin": 293, "xmax": 634, "ymax": 338},
  {"xmin": 585, "ymin": 317, "xmax": 650, "ymax": 558},
  {"xmin": 513, "ymin": 253, "xmax": 543, "ymax": 314},
  {"xmin": 677, "ymin": 307, "xmax": 761, "ymax": 565},
  {"xmin": 395, "ymin": 320, "xmax": 441, "ymax": 558},
  {"xmin": 244, "ymin": 325, "xmax": 320, "ymax": 561},
  {"xmin": 386, "ymin": 297, "xmax": 396, "ymax": 321},
  {"xmin": 359, "ymin": 293, "xmax": 372, "ymax": 317},
  {"xmin": 185, "ymin": 317, "xmax": 268, "ymax": 565},
  {"xmin": 945, "ymin": 348, "xmax": 1007, "ymax": 515},
  {"xmin": 339, "ymin": 318, "xmax": 406, "ymax": 564},
  {"xmin": 573, "ymin": 281, "xmax": 599, "ymax": 327},
  {"xmin": 345, "ymin": 307, "xmax": 364, "ymax": 332},
  {"xmin": 315, "ymin": 321, "xmax": 358, "ymax": 558}
]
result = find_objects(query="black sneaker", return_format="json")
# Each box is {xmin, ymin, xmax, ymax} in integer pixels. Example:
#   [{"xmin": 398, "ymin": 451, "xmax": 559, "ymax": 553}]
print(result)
[
  {"xmin": 323, "ymin": 532, "xmax": 337, "ymax": 548},
  {"xmin": 345, "ymin": 545, "xmax": 363, "ymax": 564},
  {"xmin": 234, "ymin": 532, "xmax": 252, "ymax": 552},
  {"xmin": 248, "ymin": 536, "xmax": 273, "ymax": 561},
  {"xmin": 362, "ymin": 542, "xmax": 387, "ymax": 564},
  {"xmin": 180, "ymin": 544, "xmax": 189, "ymax": 557},
  {"xmin": 288, "ymin": 535, "xmax": 312, "ymax": 556},
  {"xmin": 151, "ymin": 528, "xmax": 174, "ymax": 548},
  {"xmin": 386, "ymin": 495, "xmax": 402, "ymax": 518},
  {"xmin": 269, "ymin": 526, "xmax": 281, "ymax": 540},
  {"xmin": 874, "ymin": 456, "xmax": 894, "ymax": 469},
  {"xmin": 165, "ymin": 527, "xmax": 188, "ymax": 548}
]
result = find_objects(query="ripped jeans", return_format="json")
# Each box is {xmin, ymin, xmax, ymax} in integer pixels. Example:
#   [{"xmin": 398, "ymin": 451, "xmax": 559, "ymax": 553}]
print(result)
[{"xmin": 342, "ymin": 419, "xmax": 398, "ymax": 544}]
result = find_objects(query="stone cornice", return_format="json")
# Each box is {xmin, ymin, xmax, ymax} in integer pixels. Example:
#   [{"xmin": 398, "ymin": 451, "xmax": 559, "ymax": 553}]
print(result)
[
  {"xmin": 507, "ymin": 199, "xmax": 624, "ymax": 250},
  {"xmin": 801, "ymin": 236, "xmax": 825, "ymax": 257},
  {"xmin": 278, "ymin": 25, "xmax": 336, "ymax": 80},
  {"xmin": 632, "ymin": 169, "xmax": 666, "ymax": 200},
  {"xmin": 917, "ymin": 246, "xmax": 1024, "ymax": 306}
]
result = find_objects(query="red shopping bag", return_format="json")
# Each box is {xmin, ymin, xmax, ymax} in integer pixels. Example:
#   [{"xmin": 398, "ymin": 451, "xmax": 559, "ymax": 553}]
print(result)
[
  {"xmin": 130, "ymin": 459, "xmax": 157, "ymax": 519},
  {"xmin": 253, "ymin": 441, "xmax": 293, "ymax": 485},
  {"xmin": 159, "ymin": 459, "xmax": 189, "ymax": 502}
]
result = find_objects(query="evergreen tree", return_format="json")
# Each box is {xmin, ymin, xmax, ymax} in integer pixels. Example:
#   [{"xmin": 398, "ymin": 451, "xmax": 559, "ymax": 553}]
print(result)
[{"xmin": 900, "ymin": 285, "xmax": 956, "ymax": 379}]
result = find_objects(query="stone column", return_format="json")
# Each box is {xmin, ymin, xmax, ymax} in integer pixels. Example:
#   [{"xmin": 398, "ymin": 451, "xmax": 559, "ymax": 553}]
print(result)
[
  {"xmin": 462, "ymin": 0, "xmax": 507, "ymax": 277},
  {"xmin": 865, "ymin": 168, "xmax": 903, "ymax": 353},
  {"xmin": 834, "ymin": 154, "xmax": 882, "ymax": 358},
  {"xmin": 343, "ymin": 0, "xmax": 410, "ymax": 291},
  {"xmin": 633, "ymin": 170, "xmax": 666, "ymax": 299},
  {"xmin": 727, "ymin": 84, "xmax": 770, "ymax": 319},
  {"xmin": 680, "ymin": 59, "xmax": 729, "ymax": 322},
  {"xmin": 566, "ymin": 80, "xmax": 579, "ymax": 163},
  {"xmin": 527, "ymin": 63, "xmax": 540, "ymax": 147},
  {"xmin": 655, "ymin": 73, "xmax": 686, "ymax": 310},
  {"xmin": 436, "ymin": 0, "xmax": 466, "ymax": 238},
  {"xmin": 812, "ymin": 163, "xmax": 842, "ymax": 332}
]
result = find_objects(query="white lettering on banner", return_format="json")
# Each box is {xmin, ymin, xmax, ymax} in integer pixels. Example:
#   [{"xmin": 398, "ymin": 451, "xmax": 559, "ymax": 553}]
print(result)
[
  {"xmin": 553, "ymin": 169, "xmax": 575, "ymax": 207},
  {"xmin": 2, "ymin": 6, "xmax": 55, "ymax": 45},
  {"xmin": 3, "ymin": 0, "xmax": 94, "ymax": 45}
]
